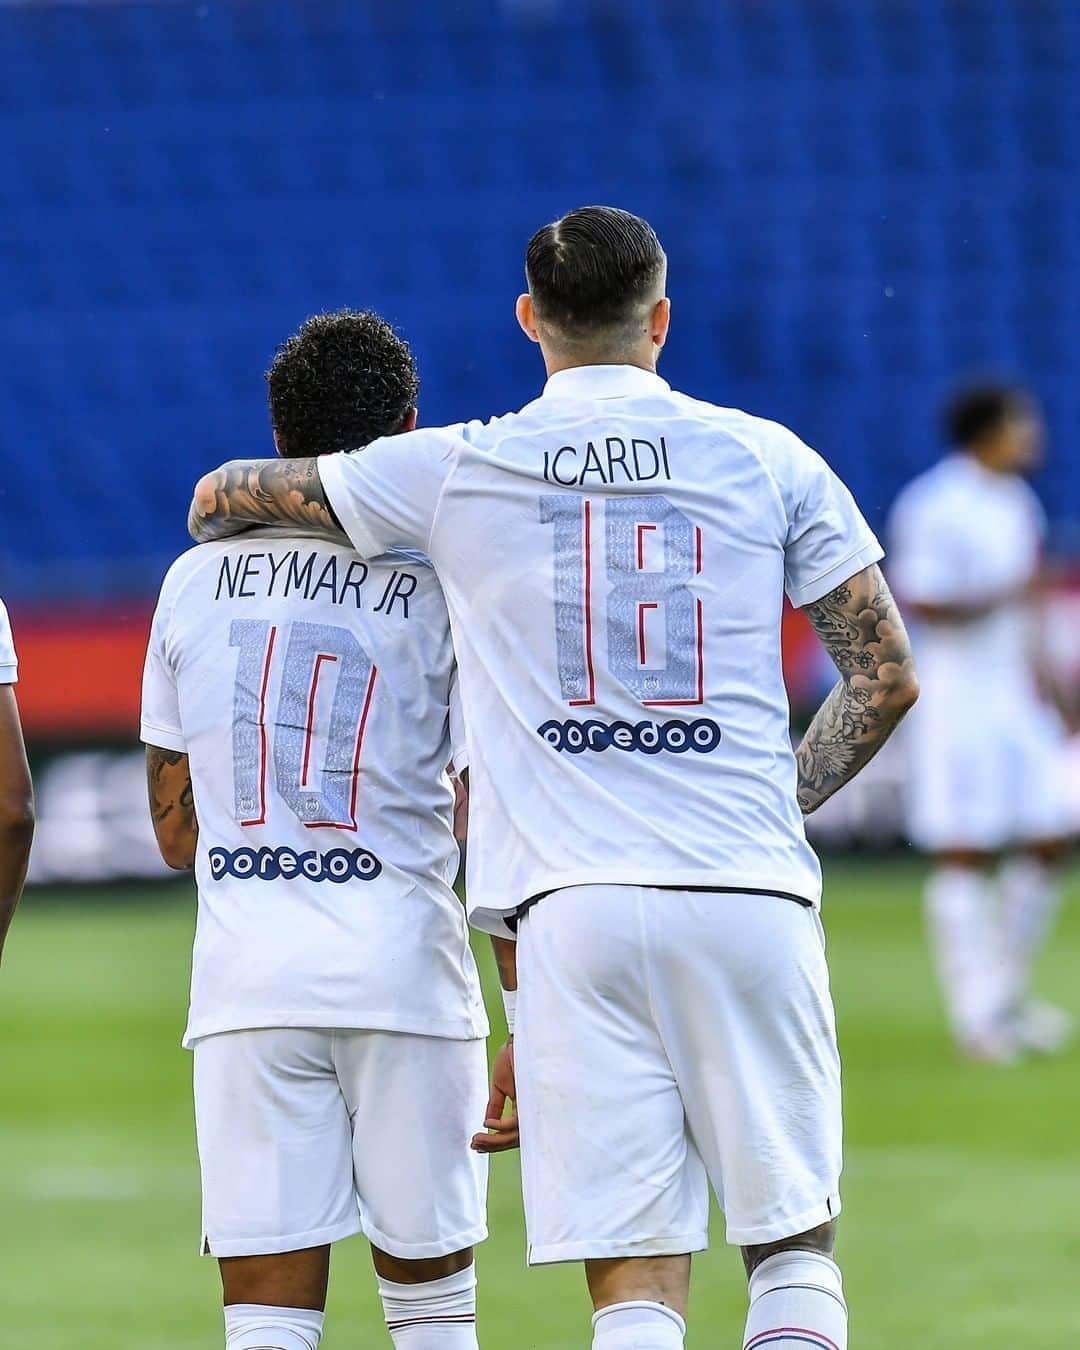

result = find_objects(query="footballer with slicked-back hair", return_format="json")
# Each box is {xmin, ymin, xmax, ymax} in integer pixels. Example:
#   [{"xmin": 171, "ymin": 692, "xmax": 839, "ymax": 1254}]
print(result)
[
  {"xmin": 189, "ymin": 202, "xmax": 920, "ymax": 1350},
  {"xmin": 522, "ymin": 205, "xmax": 668, "ymax": 355},
  {"xmin": 267, "ymin": 308, "xmax": 419, "ymax": 458}
]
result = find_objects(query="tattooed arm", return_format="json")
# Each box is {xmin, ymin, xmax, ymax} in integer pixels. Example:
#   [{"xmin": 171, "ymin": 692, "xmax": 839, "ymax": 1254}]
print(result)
[
  {"xmin": 145, "ymin": 746, "xmax": 198, "ymax": 869},
  {"xmin": 795, "ymin": 563, "xmax": 919, "ymax": 815},
  {"xmin": 187, "ymin": 458, "xmax": 344, "ymax": 543}
]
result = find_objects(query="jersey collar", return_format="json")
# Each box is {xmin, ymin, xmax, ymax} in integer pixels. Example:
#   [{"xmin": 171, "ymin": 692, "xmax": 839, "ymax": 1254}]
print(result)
[{"xmin": 542, "ymin": 364, "xmax": 671, "ymax": 401}]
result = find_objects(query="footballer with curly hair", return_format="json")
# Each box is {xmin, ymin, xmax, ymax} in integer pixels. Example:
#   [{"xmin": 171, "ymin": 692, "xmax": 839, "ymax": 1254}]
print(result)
[
  {"xmin": 142, "ymin": 310, "xmax": 491, "ymax": 1350},
  {"xmin": 267, "ymin": 309, "xmax": 421, "ymax": 456}
]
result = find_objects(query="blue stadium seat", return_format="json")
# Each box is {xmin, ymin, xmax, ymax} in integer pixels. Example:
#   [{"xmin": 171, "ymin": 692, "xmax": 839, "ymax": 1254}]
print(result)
[{"xmin": 1, "ymin": 0, "xmax": 1078, "ymax": 599}]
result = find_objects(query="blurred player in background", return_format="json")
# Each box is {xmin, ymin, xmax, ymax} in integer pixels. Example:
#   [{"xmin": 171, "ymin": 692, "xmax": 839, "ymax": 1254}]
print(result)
[
  {"xmin": 0, "ymin": 597, "xmax": 34, "ymax": 964},
  {"xmin": 889, "ymin": 384, "xmax": 1075, "ymax": 1063},
  {"xmin": 187, "ymin": 206, "xmax": 921, "ymax": 1350},
  {"xmin": 142, "ymin": 312, "xmax": 489, "ymax": 1350}
]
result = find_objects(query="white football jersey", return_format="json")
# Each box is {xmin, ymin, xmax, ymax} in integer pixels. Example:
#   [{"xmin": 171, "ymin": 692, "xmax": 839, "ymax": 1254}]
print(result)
[
  {"xmin": 887, "ymin": 452, "xmax": 1045, "ymax": 704},
  {"xmin": 0, "ymin": 598, "xmax": 17, "ymax": 684},
  {"xmin": 141, "ymin": 531, "xmax": 487, "ymax": 1047},
  {"xmin": 319, "ymin": 365, "xmax": 882, "ymax": 934}
]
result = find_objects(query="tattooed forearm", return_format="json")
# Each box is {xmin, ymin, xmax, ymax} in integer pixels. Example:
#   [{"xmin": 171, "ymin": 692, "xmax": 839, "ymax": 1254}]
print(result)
[
  {"xmin": 187, "ymin": 458, "xmax": 343, "ymax": 543},
  {"xmin": 145, "ymin": 745, "xmax": 198, "ymax": 868},
  {"xmin": 795, "ymin": 564, "xmax": 919, "ymax": 815}
]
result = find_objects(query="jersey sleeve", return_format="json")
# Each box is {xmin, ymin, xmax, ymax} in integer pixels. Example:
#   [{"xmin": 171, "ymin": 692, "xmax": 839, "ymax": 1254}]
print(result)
[
  {"xmin": 318, "ymin": 426, "xmax": 462, "ymax": 559},
  {"xmin": 140, "ymin": 592, "xmax": 186, "ymax": 753},
  {"xmin": 778, "ymin": 430, "xmax": 884, "ymax": 608},
  {"xmin": 0, "ymin": 599, "xmax": 18, "ymax": 685},
  {"xmin": 448, "ymin": 665, "xmax": 468, "ymax": 773}
]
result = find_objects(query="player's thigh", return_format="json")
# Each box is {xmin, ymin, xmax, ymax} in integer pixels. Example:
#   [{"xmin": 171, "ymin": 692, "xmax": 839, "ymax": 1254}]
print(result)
[
  {"xmin": 515, "ymin": 887, "xmax": 710, "ymax": 1266},
  {"xmin": 648, "ymin": 892, "xmax": 842, "ymax": 1248},
  {"xmin": 905, "ymin": 695, "xmax": 1011, "ymax": 850},
  {"xmin": 193, "ymin": 1028, "xmax": 360, "ymax": 1257},
  {"xmin": 333, "ymin": 1030, "xmax": 489, "ymax": 1260}
]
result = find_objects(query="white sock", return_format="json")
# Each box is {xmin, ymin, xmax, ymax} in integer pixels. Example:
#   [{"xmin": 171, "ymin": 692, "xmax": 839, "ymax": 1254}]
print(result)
[
  {"xmin": 591, "ymin": 1300, "xmax": 685, "ymax": 1349},
  {"xmin": 378, "ymin": 1265, "xmax": 478, "ymax": 1348},
  {"xmin": 925, "ymin": 865, "xmax": 1010, "ymax": 1046},
  {"xmin": 743, "ymin": 1251, "xmax": 847, "ymax": 1350},
  {"xmin": 999, "ymin": 855, "xmax": 1061, "ymax": 1003},
  {"xmin": 224, "ymin": 1303, "xmax": 323, "ymax": 1350}
]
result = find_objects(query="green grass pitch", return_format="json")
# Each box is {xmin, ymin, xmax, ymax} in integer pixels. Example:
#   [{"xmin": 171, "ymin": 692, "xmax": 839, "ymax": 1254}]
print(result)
[{"xmin": 2, "ymin": 859, "xmax": 1078, "ymax": 1348}]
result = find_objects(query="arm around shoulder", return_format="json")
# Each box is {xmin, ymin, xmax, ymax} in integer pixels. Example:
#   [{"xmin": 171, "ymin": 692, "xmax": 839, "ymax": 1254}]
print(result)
[{"xmin": 188, "ymin": 457, "xmax": 342, "ymax": 543}]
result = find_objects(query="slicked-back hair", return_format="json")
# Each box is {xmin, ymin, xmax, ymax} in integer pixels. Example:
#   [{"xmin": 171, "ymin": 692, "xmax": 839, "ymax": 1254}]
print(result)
[
  {"xmin": 267, "ymin": 309, "xmax": 419, "ymax": 458},
  {"xmin": 944, "ymin": 382, "xmax": 1034, "ymax": 449},
  {"xmin": 525, "ymin": 205, "xmax": 666, "ymax": 341}
]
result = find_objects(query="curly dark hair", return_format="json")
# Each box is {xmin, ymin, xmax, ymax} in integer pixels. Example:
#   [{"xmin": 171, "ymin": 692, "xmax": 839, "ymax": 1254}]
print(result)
[{"xmin": 267, "ymin": 309, "xmax": 419, "ymax": 457}]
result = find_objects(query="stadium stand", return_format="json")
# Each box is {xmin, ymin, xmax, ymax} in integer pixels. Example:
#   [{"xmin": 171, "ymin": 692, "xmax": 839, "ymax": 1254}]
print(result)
[{"xmin": 1, "ymin": 0, "xmax": 1078, "ymax": 609}]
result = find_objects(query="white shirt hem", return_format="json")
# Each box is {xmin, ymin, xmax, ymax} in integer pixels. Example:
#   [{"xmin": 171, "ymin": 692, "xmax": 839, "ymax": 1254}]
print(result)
[
  {"xmin": 182, "ymin": 1007, "xmax": 490, "ymax": 1050},
  {"xmin": 467, "ymin": 867, "xmax": 823, "ymax": 936},
  {"xmin": 140, "ymin": 720, "xmax": 188, "ymax": 753}
]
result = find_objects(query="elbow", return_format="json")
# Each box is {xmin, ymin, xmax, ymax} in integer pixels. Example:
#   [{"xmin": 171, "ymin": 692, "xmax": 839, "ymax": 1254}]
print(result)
[
  {"xmin": 161, "ymin": 848, "xmax": 195, "ymax": 872},
  {"xmin": 157, "ymin": 827, "xmax": 196, "ymax": 871},
  {"xmin": 889, "ymin": 669, "xmax": 921, "ymax": 716}
]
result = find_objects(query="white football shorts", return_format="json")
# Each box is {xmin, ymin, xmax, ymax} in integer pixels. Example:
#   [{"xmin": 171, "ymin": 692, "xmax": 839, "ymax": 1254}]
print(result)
[
  {"xmin": 905, "ymin": 691, "xmax": 1073, "ymax": 852},
  {"xmin": 193, "ymin": 1027, "xmax": 489, "ymax": 1259},
  {"xmin": 515, "ymin": 885, "xmax": 842, "ymax": 1262}
]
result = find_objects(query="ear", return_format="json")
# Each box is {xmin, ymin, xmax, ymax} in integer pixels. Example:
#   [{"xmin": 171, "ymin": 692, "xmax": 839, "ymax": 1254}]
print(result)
[
  {"xmin": 272, "ymin": 427, "xmax": 286, "ymax": 457},
  {"xmin": 650, "ymin": 297, "xmax": 672, "ymax": 351},
  {"xmin": 400, "ymin": 407, "xmax": 418, "ymax": 433},
  {"xmin": 516, "ymin": 293, "xmax": 541, "ymax": 344}
]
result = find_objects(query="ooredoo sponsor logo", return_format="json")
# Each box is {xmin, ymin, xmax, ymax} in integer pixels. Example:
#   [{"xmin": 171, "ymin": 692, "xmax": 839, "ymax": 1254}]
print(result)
[
  {"xmin": 208, "ymin": 845, "xmax": 382, "ymax": 883},
  {"xmin": 537, "ymin": 717, "xmax": 722, "ymax": 755}
]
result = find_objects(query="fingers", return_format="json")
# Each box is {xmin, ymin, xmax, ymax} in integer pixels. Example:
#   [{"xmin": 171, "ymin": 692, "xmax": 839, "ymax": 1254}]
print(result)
[
  {"xmin": 470, "ymin": 1111, "xmax": 520, "ymax": 1153},
  {"xmin": 471, "ymin": 1134, "xmax": 519, "ymax": 1154},
  {"xmin": 473, "ymin": 1040, "xmax": 520, "ymax": 1152}
]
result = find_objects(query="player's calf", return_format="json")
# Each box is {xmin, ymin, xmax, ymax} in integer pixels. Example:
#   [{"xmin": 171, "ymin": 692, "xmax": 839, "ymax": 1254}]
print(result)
[
  {"xmin": 219, "ymin": 1247, "xmax": 329, "ymax": 1350},
  {"xmin": 585, "ymin": 1255, "xmax": 689, "ymax": 1349},
  {"xmin": 741, "ymin": 1221, "xmax": 846, "ymax": 1350},
  {"xmin": 373, "ymin": 1245, "xmax": 479, "ymax": 1349}
]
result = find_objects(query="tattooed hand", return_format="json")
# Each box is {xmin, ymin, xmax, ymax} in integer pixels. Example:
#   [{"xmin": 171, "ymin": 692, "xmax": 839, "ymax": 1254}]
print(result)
[
  {"xmin": 795, "ymin": 564, "xmax": 919, "ymax": 815},
  {"xmin": 188, "ymin": 458, "xmax": 343, "ymax": 543}
]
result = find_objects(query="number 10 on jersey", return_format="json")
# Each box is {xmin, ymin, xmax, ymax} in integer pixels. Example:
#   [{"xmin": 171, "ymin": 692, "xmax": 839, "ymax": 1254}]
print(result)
[
  {"xmin": 230, "ymin": 619, "xmax": 378, "ymax": 831},
  {"xmin": 540, "ymin": 494, "xmax": 704, "ymax": 707}
]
